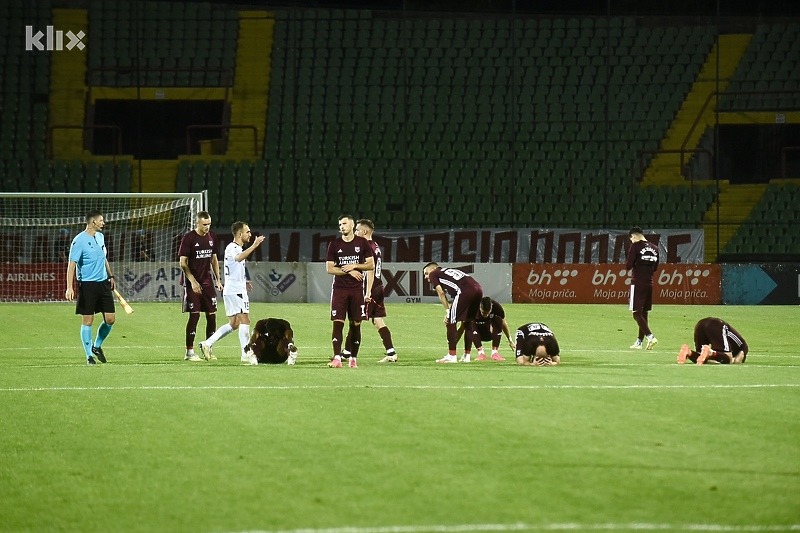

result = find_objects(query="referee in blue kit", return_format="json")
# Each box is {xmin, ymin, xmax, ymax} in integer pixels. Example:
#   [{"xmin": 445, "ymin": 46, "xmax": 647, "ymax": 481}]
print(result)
[{"xmin": 65, "ymin": 210, "xmax": 117, "ymax": 364}]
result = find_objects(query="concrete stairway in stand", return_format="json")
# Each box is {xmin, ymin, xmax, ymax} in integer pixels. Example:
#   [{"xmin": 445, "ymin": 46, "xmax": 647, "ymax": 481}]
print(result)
[
  {"xmin": 702, "ymin": 182, "xmax": 765, "ymax": 262},
  {"xmin": 644, "ymin": 34, "xmax": 752, "ymax": 185},
  {"xmin": 48, "ymin": 8, "xmax": 88, "ymax": 159},
  {"xmin": 226, "ymin": 12, "xmax": 273, "ymax": 159}
]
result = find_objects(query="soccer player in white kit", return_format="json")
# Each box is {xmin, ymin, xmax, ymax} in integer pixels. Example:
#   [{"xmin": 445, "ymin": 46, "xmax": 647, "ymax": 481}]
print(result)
[{"xmin": 200, "ymin": 221, "xmax": 264, "ymax": 364}]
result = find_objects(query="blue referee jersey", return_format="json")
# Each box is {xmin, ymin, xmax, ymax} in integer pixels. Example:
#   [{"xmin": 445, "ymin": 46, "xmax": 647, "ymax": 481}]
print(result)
[{"xmin": 69, "ymin": 231, "xmax": 109, "ymax": 282}]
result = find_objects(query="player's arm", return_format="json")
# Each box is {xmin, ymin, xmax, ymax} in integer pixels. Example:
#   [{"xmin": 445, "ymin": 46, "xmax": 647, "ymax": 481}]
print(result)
[
  {"xmin": 326, "ymin": 260, "xmax": 349, "ymax": 276},
  {"xmin": 364, "ymin": 268, "xmax": 375, "ymax": 300},
  {"xmin": 501, "ymin": 318, "xmax": 515, "ymax": 349},
  {"xmin": 434, "ymin": 285, "xmax": 451, "ymax": 323},
  {"xmin": 179, "ymin": 255, "xmax": 203, "ymax": 294},
  {"xmin": 341, "ymin": 256, "xmax": 374, "ymax": 273},
  {"xmin": 516, "ymin": 356, "xmax": 536, "ymax": 366},
  {"xmin": 104, "ymin": 259, "xmax": 116, "ymax": 290},
  {"xmin": 234, "ymin": 235, "xmax": 265, "ymax": 262},
  {"xmin": 210, "ymin": 254, "xmax": 223, "ymax": 290},
  {"xmin": 65, "ymin": 261, "xmax": 77, "ymax": 300}
]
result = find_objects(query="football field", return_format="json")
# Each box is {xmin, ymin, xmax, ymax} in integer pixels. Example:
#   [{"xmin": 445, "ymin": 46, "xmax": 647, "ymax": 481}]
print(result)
[{"xmin": 1, "ymin": 302, "xmax": 798, "ymax": 533}]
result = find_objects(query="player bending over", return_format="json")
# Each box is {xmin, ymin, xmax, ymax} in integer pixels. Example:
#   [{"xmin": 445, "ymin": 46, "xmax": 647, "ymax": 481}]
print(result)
[
  {"xmin": 244, "ymin": 318, "xmax": 298, "ymax": 365},
  {"xmin": 678, "ymin": 317, "xmax": 748, "ymax": 365},
  {"xmin": 515, "ymin": 322, "xmax": 561, "ymax": 367}
]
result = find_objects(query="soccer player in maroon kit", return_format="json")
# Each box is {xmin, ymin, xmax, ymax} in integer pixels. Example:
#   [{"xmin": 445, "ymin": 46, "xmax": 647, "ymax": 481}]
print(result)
[
  {"xmin": 678, "ymin": 317, "xmax": 749, "ymax": 365},
  {"xmin": 626, "ymin": 226, "xmax": 660, "ymax": 350},
  {"xmin": 343, "ymin": 219, "xmax": 398, "ymax": 363},
  {"xmin": 515, "ymin": 322, "xmax": 561, "ymax": 366},
  {"xmin": 326, "ymin": 215, "xmax": 374, "ymax": 368},
  {"xmin": 178, "ymin": 211, "xmax": 223, "ymax": 361},
  {"xmin": 460, "ymin": 297, "xmax": 515, "ymax": 362},
  {"xmin": 423, "ymin": 262, "xmax": 484, "ymax": 363}
]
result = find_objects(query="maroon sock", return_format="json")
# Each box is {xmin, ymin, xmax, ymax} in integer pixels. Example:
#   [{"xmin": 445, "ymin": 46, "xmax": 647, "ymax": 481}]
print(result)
[
  {"xmin": 344, "ymin": 328, "xmax": 353, "ymax": 354},
  {"xmin": 332, "ymin": 321, "xmax": 345, "ymax": 356},
  {"xmin": 378, "ymin": 326, "xmax": 395, "ymax": 353},
  {"xmin": 186, "ymin": 313, "xmax": 200, "ymax": 349},
  {"xmin": 633, "ymin": 312, "xmax": 651, "ymax": 338},
  {"xmin": 206, "ymin": 313, "xmax": 217, "ymax": 339},
  {"xmin": 349, "ymin": 323, "xmax": 362, "ymax": 358},
  {"xmin": 446, "ymin": 323, "xmax": 459, "ymax": 351}
]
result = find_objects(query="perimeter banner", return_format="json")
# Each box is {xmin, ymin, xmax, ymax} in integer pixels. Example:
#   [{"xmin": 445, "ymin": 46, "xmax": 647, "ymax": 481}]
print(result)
[
  {"xmin": 512, "ymin": 264, "xmax": 721, "ymax": 304},
  {"xmin": 307, "ymin": 262, "xmax": 513, "ymax": 304},
  {"xmin": 0, "ymin": 263, "xmax": 66, "ymax": 301},
  {"xmin": 245, "ymin": 228, "xmax": 704, "ymax": 264}
]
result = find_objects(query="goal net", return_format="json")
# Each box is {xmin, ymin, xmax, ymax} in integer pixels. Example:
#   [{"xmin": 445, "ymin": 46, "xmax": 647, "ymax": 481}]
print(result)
[{"xmin": 0, "ymin": 192, "xmax": 206, "ymax": 302}]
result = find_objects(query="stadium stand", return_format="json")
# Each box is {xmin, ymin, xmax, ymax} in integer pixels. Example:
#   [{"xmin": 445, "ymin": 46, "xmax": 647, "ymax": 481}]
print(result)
[{"xmin": 3, "ymin": 0, "xmax": 799, "ymax": 259}]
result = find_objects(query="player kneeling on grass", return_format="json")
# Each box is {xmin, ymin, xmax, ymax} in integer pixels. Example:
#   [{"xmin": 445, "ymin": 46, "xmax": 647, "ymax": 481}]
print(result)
[
  {"xmin": 677, "ymin": 317, "xmax": 748, "ymax": 365},
  {"xmin": 515, "ymin": 322, "xmax": 560, "ymax": 367},
  {"xmin": 244, "ymin": 318, "xmax": 298, "ymax": 365}
]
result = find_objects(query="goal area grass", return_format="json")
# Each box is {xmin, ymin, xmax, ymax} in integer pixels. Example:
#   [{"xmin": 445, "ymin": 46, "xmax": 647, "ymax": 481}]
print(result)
[{"xmin": 1, "ymin": 302, "xmax": 798, "ymax": 533}]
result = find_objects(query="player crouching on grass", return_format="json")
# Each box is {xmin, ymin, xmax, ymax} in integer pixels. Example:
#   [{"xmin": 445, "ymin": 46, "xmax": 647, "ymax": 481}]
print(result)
[
  {"xmin": 677, "ymin": 317, "xmax": 748, "ymax": 365},
  {"xmin": 514, "ymin": 322, "xmax": 561, "ymax": 367},
  {"xmin": 244, "ymin": 318, "xmax": 299, "ymax": 365}
]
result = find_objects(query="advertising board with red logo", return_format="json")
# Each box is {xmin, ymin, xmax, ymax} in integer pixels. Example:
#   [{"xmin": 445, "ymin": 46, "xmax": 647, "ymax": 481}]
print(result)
[
  {"xmin": 0, "ymin": 263, "xmax": 67, "ymax": 302},
  {"xmin": 512, "ymin": 264, "xmax": 721, "ymax": 304}
]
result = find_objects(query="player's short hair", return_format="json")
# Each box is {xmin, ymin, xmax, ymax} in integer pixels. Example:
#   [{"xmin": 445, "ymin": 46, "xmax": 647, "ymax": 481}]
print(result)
[
  {"xmin": 480, "ymin": 296, "xmax": 493, "ymax": 313},
  {"xmin": 356, "ymin": 219, "xmax": 374, "ymax": 232},
  {"xmin": 231, "ymin": 221, "xmax": 248, "ymax": 236},
  {"xmin": 423, "ymin": 261, "xmax": 439, "ymax": 272},
  {"xmin": 85, "ymin": 209, "xmax": 103, "ymax": 223},
  {"xmin": 628, "ymin": 226, "xmax": 644, "ymax": 236},
  {"xmin": 197, "ymin": 211, "xmax": 210, "ymax": 220},
  {"xmin": 338, "ymin": 214, "xmax": 354, "ymax": 223}
]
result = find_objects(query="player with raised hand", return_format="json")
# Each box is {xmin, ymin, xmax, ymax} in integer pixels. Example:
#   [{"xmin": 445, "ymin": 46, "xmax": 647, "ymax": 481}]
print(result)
[
  {"xmin": 199, "ymin": 221, "xmax": 264, "ymax": 364},
  {"xmin": 178, "ymin": 211, "xmax": 223, "ymax": 362}
]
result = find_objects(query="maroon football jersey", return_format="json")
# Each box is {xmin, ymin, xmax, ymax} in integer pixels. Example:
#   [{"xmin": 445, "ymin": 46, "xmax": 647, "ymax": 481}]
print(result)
[
  {"xmin": 475, "ymin": 299, "xmax": 505, "ymax": 327},
  {"xmin": 427, "ymin": 267, "xmax": 482, "ymax": 298},
  {"xmin": 365, "ymin": 239, "xmax": 384, "ymax": 296},
  {"xmin": 178, "ymin": 230, "xmax": 217, "ymax": 286},
  {"xmin": 626, "ymin": 239, "xmax": 659, "ymax": 286},
  {"xmin": 326, "ymin": 235, "xmax": 371, "ymax": 289}
]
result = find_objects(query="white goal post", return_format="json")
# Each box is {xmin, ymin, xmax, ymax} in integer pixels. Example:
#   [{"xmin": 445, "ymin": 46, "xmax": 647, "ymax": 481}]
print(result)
[{"xmin": 0, "ymin": 192, "xmax": 207, "ymax": 302}]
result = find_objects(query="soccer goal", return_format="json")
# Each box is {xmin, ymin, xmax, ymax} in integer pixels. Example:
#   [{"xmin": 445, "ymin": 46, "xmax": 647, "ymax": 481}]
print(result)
[{"xmin": 0, "ymin": 192, "xmax": 207, "ymax": 302}]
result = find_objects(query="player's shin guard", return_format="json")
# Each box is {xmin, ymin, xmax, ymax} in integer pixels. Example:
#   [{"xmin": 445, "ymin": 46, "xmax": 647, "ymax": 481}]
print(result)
[
  {"xmin": 186, "ymin": 313, "xmax": 200, "ymax": 349},
  {"xmin": 206, "ymin": 313, "xmax": 216, "ymax": 339},
  {"xmin": 238, "ymin": 324, "xmax": 250, "ymax": 357},
  {"xmin": 95, "ymin": 321, "xmax": 113, "ymax": 348},
  {"xmin": 378, "ymin": 326, "xmax": 394, "ymax": 353},
  {"xmin": 349, "ymin": 323, "xmax": 362, "ymax": 358},
  {"xmin": 332, "ymin": 321, "xmax": 345, "ymax": 355},
  {"xmin": 81, "ymin": 325, "xmax": 93, "ymax": 358}
]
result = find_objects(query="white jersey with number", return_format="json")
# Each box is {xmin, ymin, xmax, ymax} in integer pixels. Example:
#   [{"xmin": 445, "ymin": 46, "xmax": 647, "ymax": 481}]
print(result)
[{"xmin": 223, "ymin": 242, "xmax": 247, "ymax": 295}]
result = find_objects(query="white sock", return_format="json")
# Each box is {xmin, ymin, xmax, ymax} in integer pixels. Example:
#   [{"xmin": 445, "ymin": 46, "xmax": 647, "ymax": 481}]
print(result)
[
  {"xmin": 238, "ymin": 324, "xmax": 251, "ymax": 357},
  {"xmin": 206, "ymin": 323, "xmax": 233, "ymax": 347}
]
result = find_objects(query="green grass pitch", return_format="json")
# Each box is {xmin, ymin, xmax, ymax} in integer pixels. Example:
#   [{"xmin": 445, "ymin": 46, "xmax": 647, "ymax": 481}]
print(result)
[{"xmin": 0, "ymin": 302, "xmax": 798, "ymax": 533}]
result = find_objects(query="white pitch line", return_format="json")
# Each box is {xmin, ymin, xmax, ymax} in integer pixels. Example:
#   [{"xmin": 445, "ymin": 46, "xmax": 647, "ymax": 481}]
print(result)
[
  {"xmin": 1, "ymin": 383, "xmax": 798, "ymax": 393},
  {"xmin": 219, "ymin": 521, "xmax": 800, "ymax": 533},
  {"xmin": 0, "ymin": 346, "xmax": 799, "ymax": 358}
]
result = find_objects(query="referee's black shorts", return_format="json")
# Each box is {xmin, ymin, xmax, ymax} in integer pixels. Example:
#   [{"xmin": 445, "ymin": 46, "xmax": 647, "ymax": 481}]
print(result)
[{"xmin": 75, "ymin": 280, "xmax": 116, "ymax": 316}]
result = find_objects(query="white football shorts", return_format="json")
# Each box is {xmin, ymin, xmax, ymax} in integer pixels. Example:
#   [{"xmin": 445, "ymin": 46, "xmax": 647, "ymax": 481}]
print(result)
[{"xmin": 223, "ymin": 292, "xmax": 250, "ymax": 317}]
